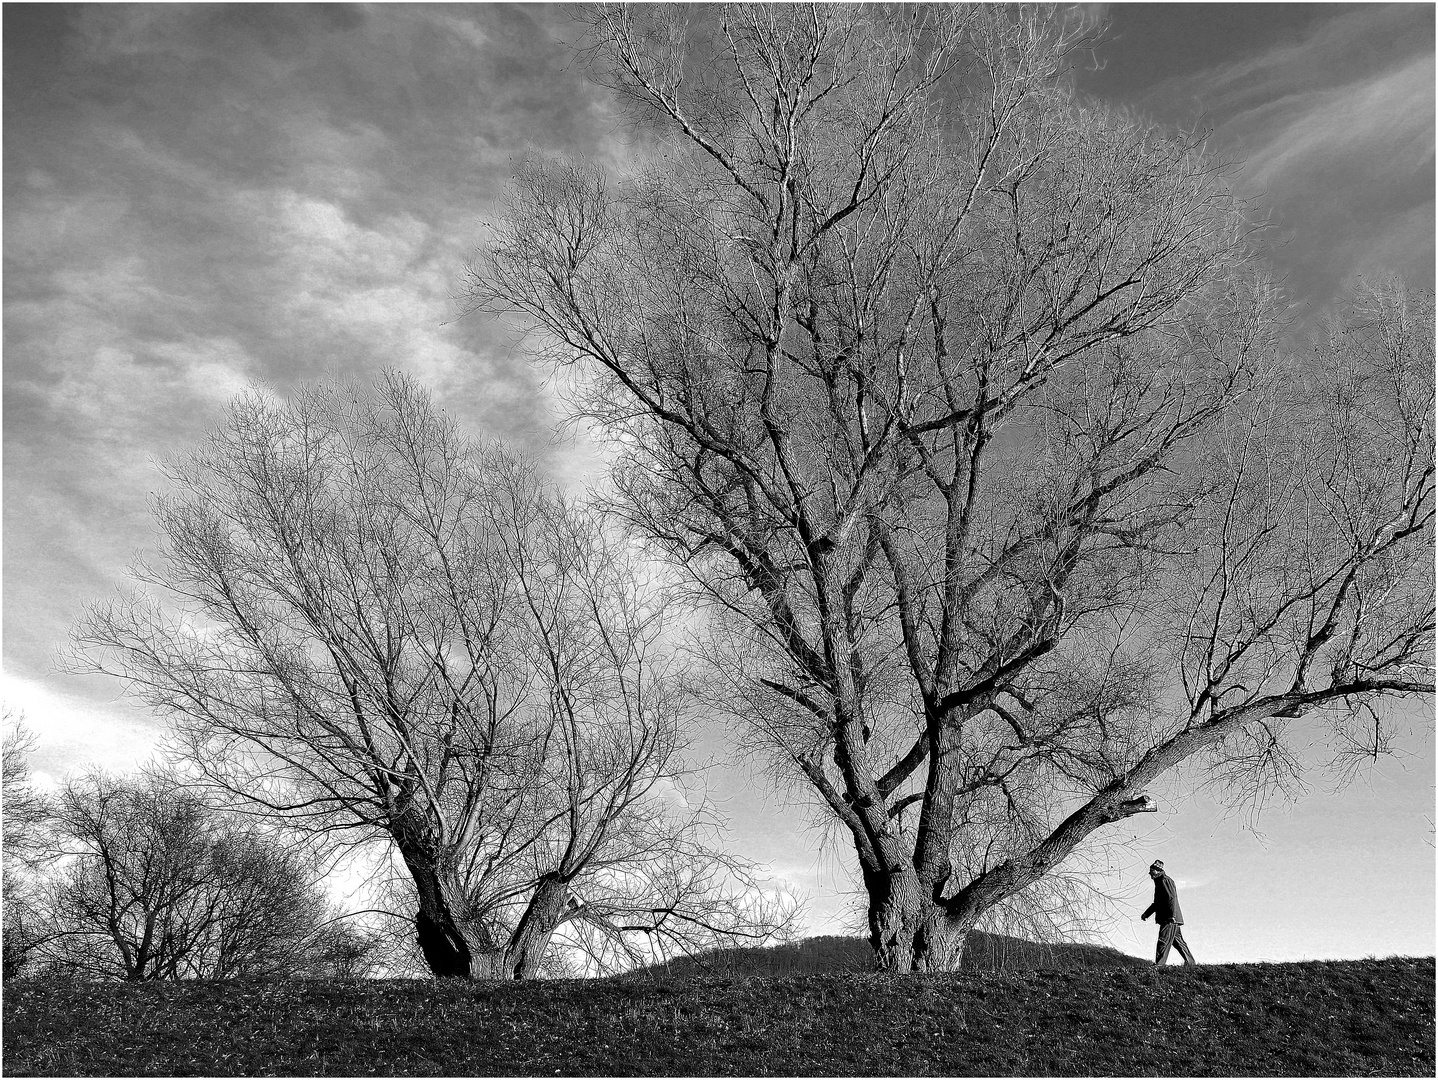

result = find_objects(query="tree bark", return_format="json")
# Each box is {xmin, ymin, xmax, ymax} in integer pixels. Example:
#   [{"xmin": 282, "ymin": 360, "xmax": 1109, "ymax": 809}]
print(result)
[
  {"xmin": 414, "ymin": 908, "xmax": 474, "ymax": 978},
  {"xmin": 913, "ymin": 912, "xmax": 969, "ymax": 972},
  {"xmin": 503, "ymin": 872, "xmax": 570, "ymax": 979},
  {"xmin": 864, "ymin": 858, "xmax": 973, "ymax": 972},
  {"xmin": 863, "ymin": 859, "xmax": 924, "ymax": 972}
]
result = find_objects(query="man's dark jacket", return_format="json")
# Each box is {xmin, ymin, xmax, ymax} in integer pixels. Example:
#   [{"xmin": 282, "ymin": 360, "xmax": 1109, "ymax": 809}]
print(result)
[{"xmin": 1142, "ymin": 873, "xmax": 1183, "ymax": 925}]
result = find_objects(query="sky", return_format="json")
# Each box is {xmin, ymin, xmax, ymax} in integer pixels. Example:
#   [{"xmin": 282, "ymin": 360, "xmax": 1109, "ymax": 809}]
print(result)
[{"xmin": 3, "ymin": 2, "xmax": 1434, "ymax": 964}]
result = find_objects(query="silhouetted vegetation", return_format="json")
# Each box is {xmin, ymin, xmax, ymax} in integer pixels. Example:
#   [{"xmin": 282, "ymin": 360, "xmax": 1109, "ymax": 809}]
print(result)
[{"xmin": 2, "ymin": 712, "xmax": 52, "ymax": 980}]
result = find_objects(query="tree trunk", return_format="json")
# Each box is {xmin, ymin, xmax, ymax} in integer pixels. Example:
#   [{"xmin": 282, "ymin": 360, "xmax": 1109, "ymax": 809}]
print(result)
[
  {"xmin": 912, "ymin": 912, "xmax": 969, "ymax": 972},
  {"xmin": 414, "ymin": 907, "xmax": 481, "ymax": 978},
  {"xmin": 502, "ymin": 872, "xmax": 570, "ymax": 979},
  {"xmin": 864, "ymin": 860, "xmax": 925, "ymax": 972},
  {"xmin": 863, "ymin": 853, "xmax": 972, "ymax": 972}
]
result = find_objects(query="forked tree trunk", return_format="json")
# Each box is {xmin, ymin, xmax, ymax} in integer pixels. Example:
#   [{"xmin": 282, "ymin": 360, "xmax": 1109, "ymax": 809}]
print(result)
[
  {"xmin": 865, "ymin": 862, "xmax": 972, "ymax": 972},
  {"xmin": 394, "ymin": 815, "xmax": 573, "ymax": 979}
]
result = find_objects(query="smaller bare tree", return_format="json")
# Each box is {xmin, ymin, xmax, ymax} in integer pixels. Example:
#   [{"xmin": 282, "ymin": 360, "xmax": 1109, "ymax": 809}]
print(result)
[
  {"xmin": 3, "ymin": 710, "xmax": 53, "ymax": 979},
  {"xmin": 33, "ymin": 772, "xmax": 376, "ymax": 981}
]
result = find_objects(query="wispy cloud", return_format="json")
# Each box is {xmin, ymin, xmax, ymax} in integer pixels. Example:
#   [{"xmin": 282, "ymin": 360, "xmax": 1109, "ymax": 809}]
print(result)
[
  {"xmin": 1230, "ymin": 53, "xmax": 1432, "ymax": 194},
  {"xmin": 1136, "ymin": 4, "xmax": 1434, "ymax": 304}
]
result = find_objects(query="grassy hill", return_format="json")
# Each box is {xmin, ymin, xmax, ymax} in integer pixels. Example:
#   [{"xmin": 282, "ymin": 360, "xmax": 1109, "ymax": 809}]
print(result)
[
  {"xmin": 642, "ymin": 931, "xmax": 1147, "ymax": 978},
  {"xmin": 5, "ymin": 956, "xmax": 1432, "ymax": 1076}
]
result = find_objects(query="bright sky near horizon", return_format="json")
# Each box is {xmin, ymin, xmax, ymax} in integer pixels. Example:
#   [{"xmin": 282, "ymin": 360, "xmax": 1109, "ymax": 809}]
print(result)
[{"xmin": 4, "ymin": 3, "xmax": 1434, "ymax": 965}]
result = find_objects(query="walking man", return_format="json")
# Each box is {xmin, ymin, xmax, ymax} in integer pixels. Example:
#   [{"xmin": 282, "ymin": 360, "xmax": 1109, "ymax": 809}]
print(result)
[{"xmin": 1141, "ymin": 860, "xmax": 1195, "ymax": 965}]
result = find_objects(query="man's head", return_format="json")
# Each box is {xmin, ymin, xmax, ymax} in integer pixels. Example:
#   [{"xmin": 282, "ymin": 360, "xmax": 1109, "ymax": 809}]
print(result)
[{"xmin": 1149, "ymin": 860, "xmax": 1165, "ymax": 879}]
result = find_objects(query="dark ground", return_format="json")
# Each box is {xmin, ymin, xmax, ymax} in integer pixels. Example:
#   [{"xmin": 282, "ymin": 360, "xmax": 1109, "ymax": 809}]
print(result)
[{"xmin": 4, "ymin": 956, "xmax": 1432, "ymax": 1076}]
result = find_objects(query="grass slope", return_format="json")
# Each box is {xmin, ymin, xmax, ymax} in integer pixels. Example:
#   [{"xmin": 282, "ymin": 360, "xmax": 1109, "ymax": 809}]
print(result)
[{"xmin": 4, "ymin": 957, "xmax": 1432, "ymax": 1076}]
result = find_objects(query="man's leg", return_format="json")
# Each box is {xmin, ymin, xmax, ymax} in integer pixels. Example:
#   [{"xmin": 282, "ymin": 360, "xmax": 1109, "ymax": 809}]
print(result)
[
  {"xmin": 1172, "ymin": 925, "xmax": 1196, "ymax": 965},
  {"xmin": 1155, "ymin": 922, "xmax": 1176, "ymax": 965}
]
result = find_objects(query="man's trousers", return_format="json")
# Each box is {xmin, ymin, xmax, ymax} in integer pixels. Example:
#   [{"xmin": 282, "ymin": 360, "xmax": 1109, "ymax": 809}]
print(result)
[{"xmin": 1156, "ymin": 921, "xmax": 1195, "ymax": 965}]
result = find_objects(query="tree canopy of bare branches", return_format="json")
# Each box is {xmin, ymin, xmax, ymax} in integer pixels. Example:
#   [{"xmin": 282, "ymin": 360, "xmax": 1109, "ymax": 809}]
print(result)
[
  {"xmin": 466, "ymin": 4, "xmax": 1435, "ymax": 971},
  {"xmin": 71, "ymin": 374, "xmax": 792, "ymax": 978}
]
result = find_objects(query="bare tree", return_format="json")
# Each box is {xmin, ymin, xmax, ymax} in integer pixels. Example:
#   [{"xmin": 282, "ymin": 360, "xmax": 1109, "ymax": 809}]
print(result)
[
  {"xmin": 2, "ymin": 712, "xmax": 49, "ymax": 864},
  {"xmin": 30, "ymin": 772, "xmax": 375, "ymax": 980},
  {"xmin": 71, "ymin": 374, "xmax": 792, "ymax": 979},
  {"xmin": 3, "ymin": 711, "xmax": 53, "ymax": 978},
  {"xmin": 466, "ymin": 4, "xmax": 1434, "ymax": 970}
]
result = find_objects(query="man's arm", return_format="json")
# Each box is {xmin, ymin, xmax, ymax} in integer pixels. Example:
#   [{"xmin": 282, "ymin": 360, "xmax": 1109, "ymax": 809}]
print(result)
[{"xmin": 1141, "ymin": 901, "xmax": 1155, "ymax": 921}]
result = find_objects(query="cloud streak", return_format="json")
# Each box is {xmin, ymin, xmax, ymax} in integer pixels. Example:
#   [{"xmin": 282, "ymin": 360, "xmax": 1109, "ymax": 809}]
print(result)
[
  {"xmin": 1132, "ymin": 3, "xmax": 1434, "ymax": 303},
  {"xmin": 1231, "ymin": 52, "xmax": 1431, "ymax": 187}
]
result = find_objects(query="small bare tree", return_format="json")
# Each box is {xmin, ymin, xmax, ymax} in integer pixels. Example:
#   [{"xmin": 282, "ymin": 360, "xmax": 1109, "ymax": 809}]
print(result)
[
  {"xmin": 33, "ymin": 772, "xmax": 374, "ymax": 981},
  {"xmin": 3, "ymin": 711, "xmax": 53, "ymax": 979},
  {"xmin": 71, "ymin": 374, "xmax": 791, "ymax": 979},
  {"xmin": 467, "ymin": 4, "xmax": 1434, "ymax": 970}
]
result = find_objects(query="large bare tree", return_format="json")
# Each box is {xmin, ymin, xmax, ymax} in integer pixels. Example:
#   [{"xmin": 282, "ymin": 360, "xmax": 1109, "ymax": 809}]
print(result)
[
  {"xmin": 71, "ymin": 374, "xmax": 790, "ymax": 978},
  {"xmin": 466, "ymin": 4, "xmax": 1435, "ymax": 970}
]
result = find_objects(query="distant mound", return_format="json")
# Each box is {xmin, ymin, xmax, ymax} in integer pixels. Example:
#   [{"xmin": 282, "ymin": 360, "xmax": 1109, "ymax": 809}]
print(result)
[{"xmin": 639, "ymin": 930, "xmax": 1146, "ymax": 978}]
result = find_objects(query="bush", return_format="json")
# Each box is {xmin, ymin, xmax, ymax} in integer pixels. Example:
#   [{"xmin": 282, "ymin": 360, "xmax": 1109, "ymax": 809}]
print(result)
[{"xmin": 32, "ymin": 772, "xmax": 377, "ymax": 981}]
